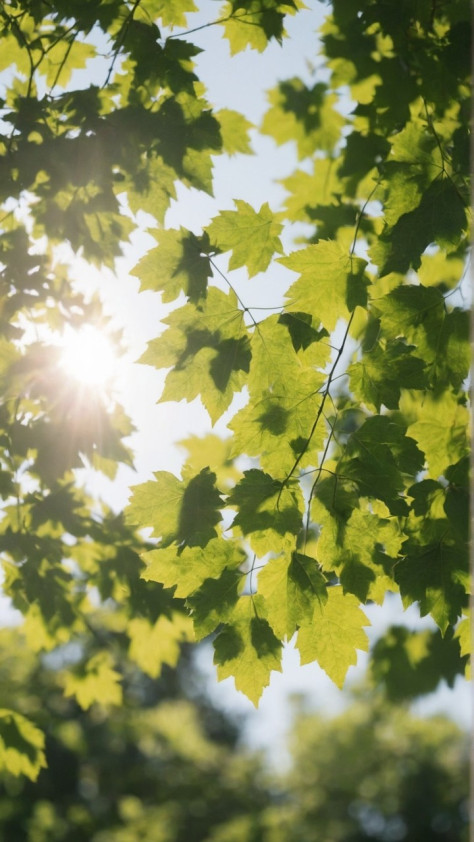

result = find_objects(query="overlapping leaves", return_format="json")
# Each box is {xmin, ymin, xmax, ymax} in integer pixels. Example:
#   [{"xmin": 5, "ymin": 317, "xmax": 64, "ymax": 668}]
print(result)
[{"xmin": 0, "ymin": 0, "xmax": 470, "ymax": 755}]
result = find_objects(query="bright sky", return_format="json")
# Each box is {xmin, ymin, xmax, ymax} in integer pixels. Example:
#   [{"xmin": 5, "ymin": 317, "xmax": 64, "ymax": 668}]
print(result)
[{"xmin": 35, "ymin": 2, "xmax": 471, "ymax": 745}]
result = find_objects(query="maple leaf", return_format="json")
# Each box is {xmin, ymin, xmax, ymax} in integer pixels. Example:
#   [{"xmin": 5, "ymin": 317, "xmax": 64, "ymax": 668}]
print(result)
[
  {"xmin": 396, "ymin": 542, "xmax": 467, "ymax": 633},
  {"xmin": 213, "ymin": 596, "xmax": 282, "ymax": 706},
  {"xmin": 371, "ymin": 626, "xmax": 468, "ymax": 700},
  {"xmin": 142, "ymin": 538, "xmax": 245, "ymax": 598},
  {"xmin": 343, "ymin": 416, "xmax": 424, "ymax": 515},
  {"xmin": 140, "ymin": 288, "xmax": 251, "ymax": 424},
  {"xmin": 349, "ymin": 340, "xmax": 426, "ymax": 411},
  {"xmin": 131, "ymin": 228, "xmax": 211, "ymax": 303},
  {"xmin": 216, "ymin": 108, "xmax": 254, "ymax": 156},
  {"xmin": 219, "ymin": 1, "xmax": 298, "ymax": 54},
  {"xmin": 127, "ymin": 468, "xmax": 222, "ymax": 548},
  {"xmin": 128, "ymin": 613, "xmax": 193, "ymax": 677},
  {"xmin": 371, "ymin": 179, "xmax": 468, "ymax": 274},
  {"xmin": 262, "ymin": 78, "xmax": 344, "ymax": 157},
  {"xmin": 373, "ymin": 284, "xmax": 445, "ymax": 362},
  {"xmin": 281, "ymin": 158, "xmax": 342, "ymax": 222},
  {"xmin": 187, "ymin": 568, "xmax": 243, "ymax": 640},
  {"xmin": 63, "ymin": 653, "xmax": 123, "ymax": 710},
  {"xmin": 280, "ymin": 240, "xmax": 369, "ymax": 332},
  {"xmin": 258, "ymin": 551, "xmax": 327, "ymax": 639},
  {"xmin": 296, "ymin": 586, "xmax": 370, "ymax": 688},
  {"xmin": 228, "ymin": 469, "xmax": 304, "ymax": 555},
  {"xmin": 229, "ymin": 315, "xmax": 326, "ymax": 474},
  {"xmin": 454, "ymin": 615, "xmax": 471, "ymax": 677},
  {"xmin": 206, "ymin": 200, "xmax": 283, "ymax": 277},
  {"xmin": 138, "ymin": 0, "xmax": 198, "ymax": 27},
  {"xmin": 0, "ymin": 710, "xmax": 46, "ymax": 781},
  {"xmin": 407, "ymin": 391, "xmax": 469, "ymax": 479}
]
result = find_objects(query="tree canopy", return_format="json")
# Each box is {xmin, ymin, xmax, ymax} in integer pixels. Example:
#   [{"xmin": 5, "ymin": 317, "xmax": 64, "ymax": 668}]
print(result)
[{"xmin": 0, "ymin": 0, "xmax": 470, "ymax": 777}]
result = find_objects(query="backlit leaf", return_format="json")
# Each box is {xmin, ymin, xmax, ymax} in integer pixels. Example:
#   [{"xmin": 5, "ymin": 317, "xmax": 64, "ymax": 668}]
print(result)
[
  {"xmin": 213, "ymin": 596, "xmax": 282, "ymax": 706},
  {"xmin": 407, "ymin": 391, "xmax": 469, "ymax": 478},
  {"xmin": 0, "ymin": 710, "xmax": 46, "ymax": 781},
  {"xmin": 206, "ymin": 200, "xmax": 283, "ymax": 277},
  {"xmin": 281, "ymin": 240, "xmax": 368, "ymax": 332},
  {"xmin": 128, "ymin": 468, "xmax": 222, "ymax": 548},
  {"xmin": 297, "ymin": 586, "xmax": 370, "ymax": 688},
  {"xmin": 63, "ymin": 653, "xmax": 122, "ymax": 710},
  {"xmin": 258, "ymin": 551, "xmax": 327, "ymax": 639},
  {"xmin": 142, "ymin": 538, "xmax": 245, "ymax": 598}
]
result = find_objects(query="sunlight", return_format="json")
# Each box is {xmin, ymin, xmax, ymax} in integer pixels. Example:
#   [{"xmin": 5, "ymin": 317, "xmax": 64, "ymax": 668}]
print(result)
[{"xmin": 59, "ymin": 326, "xmax": 118, "ymax": 387}]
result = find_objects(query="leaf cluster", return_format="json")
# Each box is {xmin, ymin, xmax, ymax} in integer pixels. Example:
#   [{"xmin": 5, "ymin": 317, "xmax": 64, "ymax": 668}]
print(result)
[{"xmin": 0, "ymin": 0, "xmax": 470, "ymax": 778}]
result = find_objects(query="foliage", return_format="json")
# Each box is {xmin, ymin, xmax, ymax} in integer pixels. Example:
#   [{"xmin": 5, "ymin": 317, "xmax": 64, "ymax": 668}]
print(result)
[
  {"xmin": 0, "ymin": 626, "xmax": 469, "ymax": 841},
  {"xmin": 127, "ymin": 0, "xmax": 471, "ymax": 702},
  {"xmin": 0, "ymin": 628, "xmax": 271, "ymax": 842},
  {"xmin": 0, "ymin": 0, "xmax": 470, "ymax": 776},
  {"xmin": 281, "ymin": 690, "xmax": 469, "ymax": 842}
]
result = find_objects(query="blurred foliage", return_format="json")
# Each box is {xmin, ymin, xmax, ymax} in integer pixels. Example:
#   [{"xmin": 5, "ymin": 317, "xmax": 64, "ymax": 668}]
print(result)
[
  {"xmin": 0, "ymin": 627, "xmax": 469, "ymax": 841},
  {"xmin": 283, "ymin": 691, "xmax": 469, "ymax": 842}
]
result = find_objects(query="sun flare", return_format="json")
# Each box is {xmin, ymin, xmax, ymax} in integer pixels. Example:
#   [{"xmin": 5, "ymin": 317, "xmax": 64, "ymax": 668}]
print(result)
[{"xmin": 59, "ymin": 326, "xmax": 118, "ymax": 387}]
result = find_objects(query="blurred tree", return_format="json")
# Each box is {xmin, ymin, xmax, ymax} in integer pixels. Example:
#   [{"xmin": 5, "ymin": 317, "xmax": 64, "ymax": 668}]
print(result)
[
  {"xmin": 0, "ymin": 627, "xmax": 270, "ymax": 842},
  {"xmin": 0, "ymin": 626, "xmax": 468, "ymax": 841},
  {"xmin": 282, "ymin": 692, "xmax": 469, "ymax": 842}
]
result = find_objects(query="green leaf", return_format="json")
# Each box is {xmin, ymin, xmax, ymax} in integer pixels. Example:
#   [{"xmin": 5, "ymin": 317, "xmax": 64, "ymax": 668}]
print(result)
[
  {"xmin": 131, "ymin": 228, "xmax": 211, "ymax": 303},
  {"xmin": 280, "ymin": 158, "xmax": 342, "ymax": 221},
  {"xmin": 396, "ymin": 542, "xmax": 467, "ymax": 633},
  {"xmin": 128, "ymin": 468, "xmax": 222, "ymax": 548},
  {"xmin": 142, "ymin": 538, "xmax": 245, "ymax": 598},
  {"xmin": 42, "ymin": 40, "xmax": 96, "ymax": 87},
  {"xmin": 213, "ymin": 596, "xmax": 282, "ymax": 706},
  {"xmin": 262, "ymin": 79, "xmax": 344, "ymax": 157},
  {"xmin": 454, "ymin": 615, "xmax": 471, "ymax": 677},
  {"xmin": 343, "ymin": 416, "xmax": 423, "ymax": 515},
  {"xmin": 0, "ymin": 710, "xmax": 46, "ymax": 781},
  {"xmin": 228, "ymin": 469, "xmax": 304, "ymax": 555},
  {"xmin": 371, "ymin": 626, "xmax": 468, "ymax": 700},
  {"xmin": 216, "ymin": 109, "xmax": 253, "ymax": 156},
  {"xmin": 179, "ymin": 433, "xmax": 241, "ymax": 491},
  {"xmin": 187, "ymin": 568, "xmax": 243, "ymax": 640},
  {"xmin": 63, "ymin": 653, "xmax": 122, "ymax": 710},
  {"xmin": 296, "ymin": 586, "xmax": 370, "ymax": 688},
  {"xmin": 435, "ymin": 309, "xmax": 470, "ymax": 389},
  {"xmin": 349, "ymin": 340, "xmax": 426, "ymax": 411},
  {"xmin": 206, "ymin": 200, "xmax": 283, "ymax": 277},
  {"xmin": 137, "ymin": 0, "xmax": 198, "ymax": 27},
  {"xmin": 128, "ymin": 613, "xmax": 193, "ymax": 677},
  {"xmin": 371, "ymin": 179, "xmax": 468, "ymax": 274},
  {"xmin": 229, "ymin": 316, "xmax": 326, "ymax": 474},
  {"xmin": 0, "ymin": 36, "xmax": 31, "ymax": 75},
  {"xmin": 140, "ymin": 288, "xmax": 250, "ymax": 424},
  {"xmin": 126, "ymin": 155, "xmax": 177, "ymax": 224},
  {"xmin": 220, "ymin": 1, "xmax": 298, "ymax": 54},
  {"xmin": 407, "ymin": 391, "xmax": 469, "ymax": 478},
  {"xmin": 281, "ymin": 241, "xmax": 368, "ymax": 332},
  {"xmin": 258, "ymin": 551, "xmax": 327, "ymax": 639},
  {"xmin": 417, "ymin": 251, "xmax": 465, "ymax": 290},
  {"xmin": 373, "ymin": 284, "xmax": 445, "ymax": 363},
  {"xmin": 312, "ymin": 494, "xmax": 401, "ymax": 601}
]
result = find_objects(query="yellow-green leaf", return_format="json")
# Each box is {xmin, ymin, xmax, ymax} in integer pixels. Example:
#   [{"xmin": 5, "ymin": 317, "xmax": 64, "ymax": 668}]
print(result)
[
  {"xmin": 280, "ymin": 240, "xmax": 368, "ymax": 331},
  {"xmin": 213, "ymin": 596, "xmax": 282, "ymax": 706},
  {"xmin": 0, "ymin": 710, "xmax": 46, "ymax": 781},
  {"xmin": 296, "ymin": 586, "xmax": 370, "ymax": 688},
  {"xmin": 63, "ymin": 653, "xmax": 122, "ymax": 710},
  {"xmin": 206, "ymin": 200, "xmax": 283, "ymax": 277}
]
